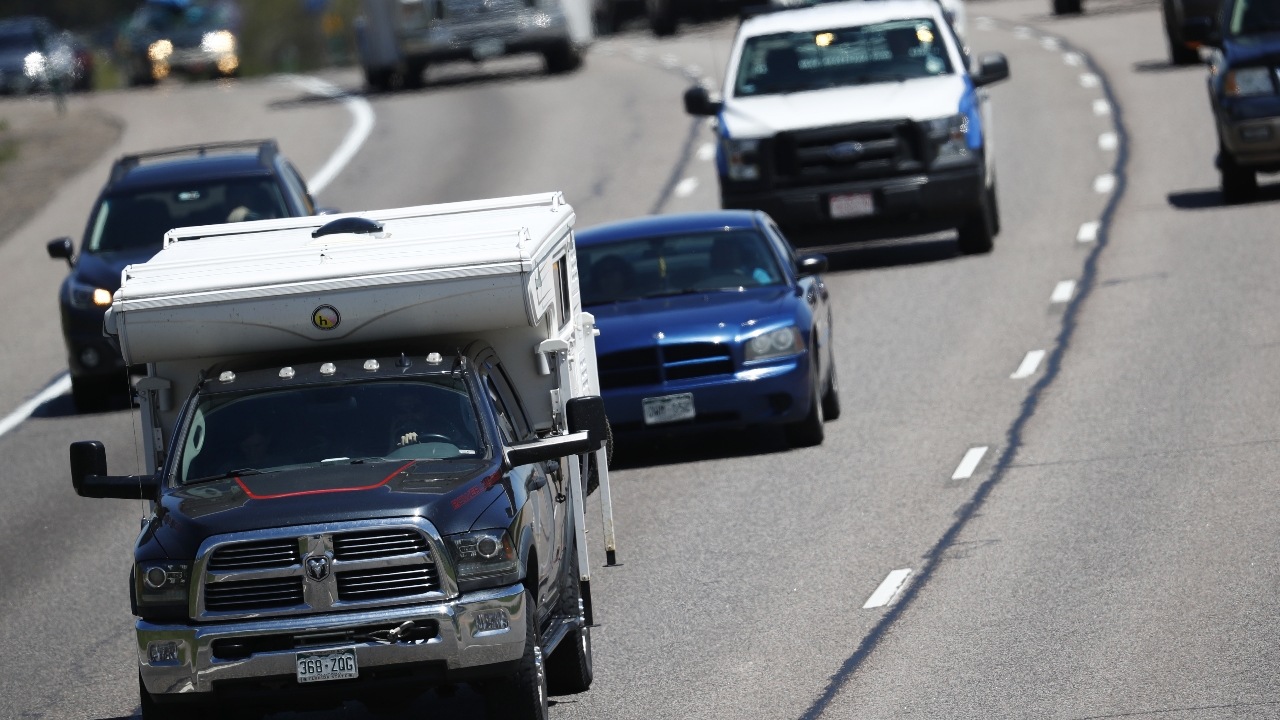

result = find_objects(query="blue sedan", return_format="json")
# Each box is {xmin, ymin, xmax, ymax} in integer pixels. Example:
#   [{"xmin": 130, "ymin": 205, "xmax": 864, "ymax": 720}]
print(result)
[{"xmin": 576, "ymin": 211, "xmax": 839, "ymax": 447}]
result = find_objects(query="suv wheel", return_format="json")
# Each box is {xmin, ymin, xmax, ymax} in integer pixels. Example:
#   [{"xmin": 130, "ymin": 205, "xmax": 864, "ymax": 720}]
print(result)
[
  {"xmin": 784, "ymin": 349, "xmax": 825, "ymax": 447},
  {"xmin": 821, "ymin": 361, "xmax": 841, "ymax": 421},
  {"xmin": 544, "ymin": 41, "xmax": 583, "ymax": 74},
  {"xmin": 364, "ymin": 67, "xmax": 394, "ymax": 92},
  {"xmin": 956, "ymin": 186, "xmax": 996, "ymax": 255},
  {"xmin": 1052, "ymin": 0, "xmax": 1082, "ymax": 13},
  {"xmin": 483, "ymin": 590, "xmax": 549, "ymax": 720},
  {"xmin": 1221, "ymin": 149, "xmax": 1257, "ymax": 204},
  {"xmin": 647, "ymin": 0, "xmax": 677, "ymax": 36},
  {"xmin": 72, "ymin": 375, "xmax": 118, "ymax": 414},
  {"xmin": 546, "ymin": 541, "xmax": 593, "ymax": 694}
]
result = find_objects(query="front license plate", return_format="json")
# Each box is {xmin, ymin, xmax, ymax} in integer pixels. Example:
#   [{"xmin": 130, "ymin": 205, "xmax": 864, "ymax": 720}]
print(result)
[
  {"xmin": 472, "ymin": 38, "xmax": 506, "ymax": 59},
  {"xmin": 829, "ymin": 192, "xmax": 875, "ymax": 219},
  {"xmin": 296, "ymin": 647, "xmax": 358, "ymax": 684},
  {"xmin": 642, "ymin": 393, "xmax": 696, "ymax": 425}
]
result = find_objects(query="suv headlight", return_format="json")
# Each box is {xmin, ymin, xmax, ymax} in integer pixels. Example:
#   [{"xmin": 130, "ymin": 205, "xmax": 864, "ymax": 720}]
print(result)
[
  {"xmin": 68, "ymin": 279, "xmax": 112, "ymax": 309},
  {"xmin": 722, "ymin": 137, "xmax": 762, "ymax": 181},
  {"xmin": 447, "ymin": 530, "xmax": 519, "ymax": 591},
  {"xmin": 135, "ymin": 561, "xmax": 190, "ymax": 607},
  {"xmin": 924, "ymin": 113, "xmax": 972, "ymax": 166},
  {"xmin": 1225, "ymin": 67, "xmax": 1275, "ymax": 97},
  {"xmin": 744, "ymin": 325, "xmax": 804, "ymax": 362}
]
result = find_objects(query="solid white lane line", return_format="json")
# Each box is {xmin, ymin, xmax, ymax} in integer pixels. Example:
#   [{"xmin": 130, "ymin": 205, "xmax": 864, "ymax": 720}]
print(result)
[
  {"xmin": 1098, "ymin": 132, "xmax": 1118, "ymax": 150},
  {"xmin": 1093, "ymin": 174, "xmax": 1116, "ymax": 193},
  {"xmin": 674, "ymin": 177, "xmax": 699, "ymax": 197},
  {"xmin": 1050, "ymin": 279, "xmax": 1076, "ymax": 303},
  {"xmin": 863, "ymin": 569, "xmax": 912, "ymax": 609},
  {"xmin": 1079, "ymin": 73, "xmax": 1101, "ymax": 88},
  {"xmin": 1011, "ymin": 350, "xmax": 1046, "ymax": 380},
  {"xmin": 1093, "ymin": 99, "xmax": 1111, "ymax": 116},
  {"xmin": 1077, "ymin": 220, "xmax": 1100, "ymax": 242},
  {"xmin": 1063, "ymin": 52, "xmax": 1083, "ymax": 66},
  {"xmin": 288, "ymin": 75, "xmax": 375, "ymax": 195},
  {"xmin": 952, "ymin": 446, "xmax": 989, "ymax": 480},
  {"xmin": 696, "ymin": 142, "xmax": 716, "ymax": 161},
  {"xmin": 0, "ymin": 373, "xmax": 71, "ymax": 441}
]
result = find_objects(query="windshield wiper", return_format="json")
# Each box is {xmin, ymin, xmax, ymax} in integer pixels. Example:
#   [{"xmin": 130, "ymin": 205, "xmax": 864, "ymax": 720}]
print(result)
[{"xmin": 185, "ymin": 468, "xmax": 267, "ymax": 485}]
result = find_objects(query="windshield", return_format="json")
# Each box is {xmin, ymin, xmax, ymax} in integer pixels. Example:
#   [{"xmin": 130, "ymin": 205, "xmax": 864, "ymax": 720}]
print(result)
[
  {"xmin": 1230, "ymin": 0, "xmax": 1280, "ymax": 36},
  {"xmin": 176, "ymin": 378, "xmax": 483, "ymax": 484},
  {"xmin": 734, "ymin": 19, "xmax": 953, "ymax": 97},
  {"xmin": 86, "ymin": 178, "xmax": 287, "ymax": 254},
  {"xmin": 579, "ymin": 229, "xmax": 786, "ymax": 306}
]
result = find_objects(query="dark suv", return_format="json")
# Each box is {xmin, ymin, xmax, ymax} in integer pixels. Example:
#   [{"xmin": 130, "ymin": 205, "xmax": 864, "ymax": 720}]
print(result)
[{"xmin": 47, "ymin": 140, "xmax": 320, "ymax": 411}]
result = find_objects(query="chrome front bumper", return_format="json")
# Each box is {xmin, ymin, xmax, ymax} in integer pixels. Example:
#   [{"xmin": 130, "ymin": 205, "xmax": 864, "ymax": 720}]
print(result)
[{"xmin": 138, "ymin": 582, "xmax": 526, "ymax": 696}]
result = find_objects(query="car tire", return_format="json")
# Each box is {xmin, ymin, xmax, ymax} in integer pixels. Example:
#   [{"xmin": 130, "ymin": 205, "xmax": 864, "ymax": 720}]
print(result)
[
  {"xmin": 987, "ymin": 180, "xmax": 1001, "ymax": 237},
  {"xmin": 364, "ymin": 67, "xmax": 394, "ymax": 92},
  {"xmin": 139, "ymin": 676, "xmax": 195, "ymax": 720},
  {"xmin": 545, "ymin": 540, "xmax": 593, "ymax": 695},
  {"xmin": 595, "ymin": 0, "xmax": 621, "ymax": 34},
  {"xmin": 821, "ymin": 361, "xmax": 841, "ymax": 421},
  {"xmin": 1169, "ymin": 41, "xmax": 1199, "ymax": 64},
  {"xmin": 483, "ymin": 590, "xmax": 549, "ymax": 720},
  {"xmin": 1221, "ymin": 150, "xmax": 1257, "ymax": 204},
  {"xmin": 647, "ymin": 0, "xmax": 678, "ymax": 36},
  {"xmin": 1052, "ymin": 0, "xmax": 1082, "ymax": 14},
  {"xmin": 956, "ymin": 187, "xmax": 996, "ymax": 255},
  {"xmin": 72, "ymin": 375, "xmax": 118, "ymax": 414},
  {"xmin": 784, "ymin": 350, "xmax": 825, "ymax": 447},
  {"xmin": 404, "ymin": 59, "xmax": 428, "ymax": 88},
  {"xmin": 544, "ymin": 41, "xmax": 583, "ymax": 74}
]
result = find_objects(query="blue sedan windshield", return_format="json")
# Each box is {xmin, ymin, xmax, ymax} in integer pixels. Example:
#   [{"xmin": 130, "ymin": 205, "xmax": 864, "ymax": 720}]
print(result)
[{"xmin": 579, "ymin": 230, "xmax": 786, "ymax": 306}]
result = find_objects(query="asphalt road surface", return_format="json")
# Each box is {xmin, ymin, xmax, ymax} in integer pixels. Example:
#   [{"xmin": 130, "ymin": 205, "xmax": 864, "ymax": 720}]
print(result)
[{"xmin": 0, "ymin": 0, "xmax": 1275, "ymax": 717}]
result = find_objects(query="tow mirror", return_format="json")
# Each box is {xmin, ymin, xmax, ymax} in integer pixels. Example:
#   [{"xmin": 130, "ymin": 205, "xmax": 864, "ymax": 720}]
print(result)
[
  {"xmin": 796, "ymin": 254, "xmax": 828, "ymax": 276},
  {"xmin": 70, "ymin": 440, "xmax": 159, "ymax": 500},
  {"xmin": 566, "ymin": 395, "xmax": 608, "ymax": 451},
  {"xmin": 1182, "ymin": 16, "xmax": 1217, "ymax": 46},
  {"xmin": 47, "ymin": 237, "xmax": 74, "ymax": 267},
  {"xmin": 506, "ymin": 432, "xmax": 593, "ymax": 468},
  {"xmin": 972, "ymin": 52, "xmax": 1010, "ymax": 87},
  {"xmin": 683, "ymin": 85, "xmax": 723, "ymax": 116}
]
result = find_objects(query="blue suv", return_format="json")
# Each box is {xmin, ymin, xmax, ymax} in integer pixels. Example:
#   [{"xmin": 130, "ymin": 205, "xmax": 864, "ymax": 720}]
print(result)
[{"xmin": 47, "ymin": 140, "xmax": 321, "ymax": 411}]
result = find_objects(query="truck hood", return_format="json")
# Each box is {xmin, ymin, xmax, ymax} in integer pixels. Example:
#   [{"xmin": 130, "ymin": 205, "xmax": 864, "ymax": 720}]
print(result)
[
  {"xmin": 721, "ymin": 74, "xmax": 967, "ymax": 138},
  {"xmin": 149, "ymin": 458, "xmax": 511, "ymax": 560}
]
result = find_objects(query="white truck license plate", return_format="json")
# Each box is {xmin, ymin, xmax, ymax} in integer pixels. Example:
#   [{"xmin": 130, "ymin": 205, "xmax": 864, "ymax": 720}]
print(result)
[
  {"xmin": 642, "ymin": 393, "xmax": 695, "ymax": 425},
  {"xmin": 829, "ymin": 192, "xmax": 875, "ymax": 219},
  {"xmin": 296, "ymin": 647, "xmax": 358, "ymax": 683}
]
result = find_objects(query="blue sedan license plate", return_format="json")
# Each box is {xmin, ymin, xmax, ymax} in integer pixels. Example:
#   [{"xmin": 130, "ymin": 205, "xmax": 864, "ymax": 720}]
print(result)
[
  {"xmin": 296, "ymin": 647, "xmax": 358, "ymax": 683},
  {"xmin": 642, "ymin": 393, "xmax": 695, "ymax": 425}
]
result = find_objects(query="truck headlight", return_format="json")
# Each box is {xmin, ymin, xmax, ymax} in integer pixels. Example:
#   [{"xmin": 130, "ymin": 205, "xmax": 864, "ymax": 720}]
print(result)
[
  {"xmin": 723, "ymin": 138, "xmax": 762, "ymax": 181},
  {"xmin": 744, "ymin": 326, "xmax": 804, "ymax": 362},
  {"xmin": 68, "ymin": 280, "xmax": 112, "ymax": 309},
  {"xmin": 201, "ymin": 30, "xmax": 235, "ymax": 55},
  {"xmin": 925, "ymin": 113, "xmax": 972, "ymax": 165},
  {"xmin": 148, "ymin": 39, "xmax": 173, "ymax": 62},
  {"xmin": 447, "ymin": 530, "xmax": 519, "ymax": 590},
  {"xmin": 135, "ymin": 561, "xmax": 190, "ymax": 606},
  {"xmin": 1225, "ymin": 67, "xmax": 1275, "ymax": 97}
]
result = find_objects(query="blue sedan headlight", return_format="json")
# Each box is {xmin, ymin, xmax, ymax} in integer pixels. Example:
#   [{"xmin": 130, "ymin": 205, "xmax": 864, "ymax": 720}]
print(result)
[{"xmin": 744, "ymin": 326, "xmax": 804, "ymax": 362}]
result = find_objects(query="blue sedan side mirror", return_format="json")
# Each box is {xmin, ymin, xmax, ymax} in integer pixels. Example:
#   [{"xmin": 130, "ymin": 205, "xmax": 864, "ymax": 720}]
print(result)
[{"xmin": 796, "ymin": 254, "xmax": 828, "ymax": 276}]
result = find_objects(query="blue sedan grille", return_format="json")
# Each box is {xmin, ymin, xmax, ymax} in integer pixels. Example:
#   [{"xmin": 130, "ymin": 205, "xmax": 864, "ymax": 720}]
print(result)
[{"xmin": 599, "ymin": 343, "xmax": 734, "ymax": 390}]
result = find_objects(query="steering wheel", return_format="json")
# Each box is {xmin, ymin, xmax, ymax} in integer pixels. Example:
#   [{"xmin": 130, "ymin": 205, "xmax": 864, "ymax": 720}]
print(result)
[{"xmin": 408, "ymin": 433, "xmax": 453, "ymax": 445}]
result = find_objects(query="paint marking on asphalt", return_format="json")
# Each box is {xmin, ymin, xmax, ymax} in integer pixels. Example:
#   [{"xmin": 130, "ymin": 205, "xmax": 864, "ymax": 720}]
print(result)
[
  {"xmin": 1041, "ymin": 36, "xmax": 1061, "ymax": 50},
  {"xmin": 952, "ymin": 446, "xmax": 989, "ymax": 480},
  {"xmin": 674, "ymin": 177, "xmax": 699, "ymax": 197},
  {"xmin": 974, "ymin": 16, "xmax": 995, "ymax": 30},
  {"xmin": 696, "ymin": 142, "xmax": 716, "ymax": 161},
  {"xmin": 1093, "ymin": 98, "xmax": 1111, "ymax": 115},
  {"xmin": 660, "ymin": 53, "xmax": 679, "ymax": 69},
  {"xmin": 684, "ymin": 64, "xmax": 702, "ymax": 78},
  {"xmin": 1051, "ymin": 279, "xmax": 1077, "ymax": 303},
  {"xmin": 1063, "ymin": 51, "xmax": 1083, "ymax": 66},
  {"xmin": 1098, "ymin": 132, "xmax": 1118, "ymax": 151},
  {"xmin": 863, "ymin": 569, "xmax": 912, "ymax": 609},
  {"xmin": 0, "ymin": 373, "xmax": 71, "ymax": 441},
  {"xmin": 1011, "ymin": 350, "xmax": 1046, "ymax": 380},
  {"xmin": 1013, "ymin": 26, "xmax": 1033, "ymax": 38},
  {"xmin": 1079, "ymin": 73, "xmax": 1101, "ymax": 88},
  {"xmin": 1093, "ymin": 173, "xmax": 1116, "ymax": 193},
  {"xmin": 288, "ymin": 75, "xmax": 375, "ymax": 194},
  {"xmin": 1077, "ymin": 220, "xmax": 1100, "ymax": 242}
]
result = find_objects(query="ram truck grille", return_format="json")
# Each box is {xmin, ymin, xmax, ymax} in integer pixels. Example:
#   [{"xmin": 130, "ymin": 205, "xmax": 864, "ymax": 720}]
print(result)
[
  {"xmin": 599, "ymin": 343, "xmax": 733, "ymax": 390},
  {"xmin": 333, "ymin": 529, "xmax": 428, "ymax": 560},
  {"xmin": 205, "ymin": 577, "xmax": 304, "ymax": 611},
  {"xmin": 207, "ymin": 539, "xmax": 300, "ymax": 571},
  {"xmin": 337, "ymin": 566, "xmax": 441, "ymax": 601}
]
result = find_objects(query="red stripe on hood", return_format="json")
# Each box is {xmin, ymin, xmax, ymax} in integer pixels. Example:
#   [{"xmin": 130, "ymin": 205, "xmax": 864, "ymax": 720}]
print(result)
[{"xmin": 235, "ymin": 461, "xmax": 416, "ymax": 500}]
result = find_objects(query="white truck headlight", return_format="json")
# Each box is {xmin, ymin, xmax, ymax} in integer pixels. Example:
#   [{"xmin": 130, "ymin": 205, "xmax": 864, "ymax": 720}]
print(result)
[
  {"xmin": 744, "ymin": 326, "xmax": 804, "ymax": 362},
  {"xmin": 723, "ymin": 138, "xmax": 762, "ymax": 181},
  {"xmin": 1225, "ymin": 67, "xmax": 1275, "ymax": 97},
  {"xmin": 925, "ymin": 113, "xmax": 972, "ymax": 165}
]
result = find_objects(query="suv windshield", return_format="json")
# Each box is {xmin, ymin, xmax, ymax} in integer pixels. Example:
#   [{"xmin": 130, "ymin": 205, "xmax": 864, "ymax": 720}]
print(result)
[
  {"xmin": 86, "ymin": 178, "xmax": 287, "ymax": 254},
  {"xmin": 734, "ymin": 19, "xmax": 953, "ymax": 97},
  {"xmin": 1230, "ymin": 0, "xmax": 1280, "ymax": 36},
  {"xmin": 579, "ymin": 229, "xmax": 786, "ymax": 306},
  {"xmin": 177, "ymin": 378, "xmax": 483, "ymax": 484}
]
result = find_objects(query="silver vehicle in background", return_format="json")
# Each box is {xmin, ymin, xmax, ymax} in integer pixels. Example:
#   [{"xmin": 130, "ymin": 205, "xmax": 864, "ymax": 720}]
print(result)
[{"xmin": 356, "ymin": 0, "xmax": 594, "ymax": 90}]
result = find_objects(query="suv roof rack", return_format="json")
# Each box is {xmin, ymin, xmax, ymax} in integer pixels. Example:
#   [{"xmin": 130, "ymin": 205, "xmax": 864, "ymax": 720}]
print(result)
[{"xmin": 109, "ymin": 139, "xmax": 279, "ymax": 185}]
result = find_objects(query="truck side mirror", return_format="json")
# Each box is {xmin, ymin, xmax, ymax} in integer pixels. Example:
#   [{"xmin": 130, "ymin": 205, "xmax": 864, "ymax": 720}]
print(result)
[
  {"xmin": 796, "ymin": 254, "xmax": 828, "ymax": 276},
  {"xmin": 47, "ymin": 237, "xmax": 74, "ymax": 268},
  {"xmin": 69, "ymin": 440, "xmax": 160, "ymax": 500},
  {"xmin": 506, "ymin": 432, "xmax": 593, "ymax": 468},
  {"xmin": 566, "ymin": 396, "xmax": 608, "ymax": 451},
  {"xmin": 972, "ymin": 53, "xmax": 1010, "ymax": 87},
  {"xmin": 684, "ymin": 85, "xmax": 723, "ymax": 116},
  {"xmin": 1182, "ymin": 17, "xmax": 1217, "ymax": 46}
]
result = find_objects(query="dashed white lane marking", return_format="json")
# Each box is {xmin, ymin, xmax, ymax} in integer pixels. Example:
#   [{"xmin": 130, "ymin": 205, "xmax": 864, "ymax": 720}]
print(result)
[
  {"xmin": 674, "ymin": 177, "xmax": 699, "ymax": 197},
  {"xmin": 863, "ymin": 569, "xmax": 913, "ymax": 609},
  {"xmin": 1079, "ymin": 73, "xmax": 1101, "ymax": 88},
  {"xmin": 1041, "ymin": 36, "xmax": 1061, "ymax": 50},
  {"xmin": 975, "ymin": 16, "xmax": 995, "ymax": 30},
  {"xmin": 952, "ymin": 446, "xmax": 989, "ymax": 480},
  {"xmin": 1013, "ymin": 26, "xmax": 1033, "ymax": 38},
  {"xmin": 1093, "ymin": 99, "xmax": 1111, "ymax": 116},
  {"xmin": 1063, "ymin": 52, "xmax": 1083, "ymax": 66},
  {"xmin": 288, "ymin": 75, "xmax": 376, "ymax": 195},
  {"xmin": 660, "ymin": 53, "xmax": 679, "ymax": 69},
  {"xmin": 1098, "ymin": 132, "xmax": 1118, "ymax": 151},
  {"xmin": 696, "ymin": 142, "xmax": 716, "ymax": 161},
  {"xmin": 1077, "ymin": 220, "xmax": 1100, "ymax": 242},
  {"xmin": 1093, "ymin": 173, "xmax": 1117, "ymax": 193},
  {"xmin": 684, "ymin": 64, "xmax": 702, "ymax": 78},
  {"xmin": 0, "ymin": 373, "xmax": 71, "ymax": 441},
  {"xmin": 1051, "ymin": 279, "xmax": 1077, "ymax": 303},
  {"xmin": 1011, "ymin": 350, "xmax": 1047, "ymax": 380}
]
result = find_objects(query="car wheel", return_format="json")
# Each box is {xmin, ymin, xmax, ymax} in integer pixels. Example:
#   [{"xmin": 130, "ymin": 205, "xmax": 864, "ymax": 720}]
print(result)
[
  {"xmin": 545, "ymin": 540, "xmax": 593, "ymax": 695},
  {"xmin": 595, "ymin": 0, "xmax": 620, "ymax": 34},
  {"xmin": 72, "ymin": 375, "xmax": 118, "ymax": 414},
  {"xmin": 1221, "ymin": 150, "xmax": 1257, "ymax": 204},
  {"xmin": 987, "ymin": 180, "xmax": 1001, "ymax": 237},
  {"xmin": 821, "ymin": 361, "xmax": 841, "ymax": 421},
  {"xmin": 364, "ymin": 67, "xmax": 394, "ymax": 92},
  {"xmin": 784, "ymin": 350, "xmax": 825, "ymax": 447},
  {"xmin": 956, "ymin": 187, "xmax": 996, "ymax": 255},
  {"xmin": 483, "ymin": 590, "xmax": 549, "ymax": 720},
  {"xmin": 404, "ymin": 59, "xmax": 428, "ymax": 88},
  {"xmin": 1169, "ymin": 41, "xmax": 1199, "ymax": 64},
  {"xmin": 647, "ymin": 0, "xmax": 678, "ymax": 36},
  {"xmin": 1052, "ymin": 0, "xmax": 1082, "ymax": 14},
  {"xmin": 544, "ymin": 41, "xmax": 583, "ymax": 74}
]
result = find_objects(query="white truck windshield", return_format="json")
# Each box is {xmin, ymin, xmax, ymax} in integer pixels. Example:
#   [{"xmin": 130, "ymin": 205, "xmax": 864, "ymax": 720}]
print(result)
[{"xmin": 735, "ymin": 19, "xmax": 953, "ymax": 97}]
